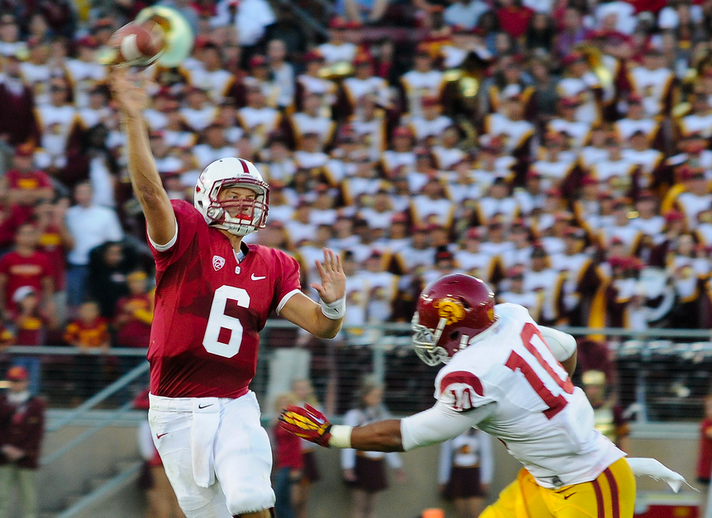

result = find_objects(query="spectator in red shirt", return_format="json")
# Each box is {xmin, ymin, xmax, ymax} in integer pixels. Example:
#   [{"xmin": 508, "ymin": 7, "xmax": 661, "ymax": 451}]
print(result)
[
  {"xmin": 114, "ymin": 271, "xmax": 153, "ymax": 396},
  {"xmin": 291, "ymin": 378, "xmax": 322, "ymax": 518},
  {"xmin": 5, "ymin": 143, "xmax": 53, "ymax": 222},
  {"xmin": 64, "ymin": 300, "xmax": 110, "ymax": 351},
  {"xmin": 64, "ymin": 300, "xmax": 110, "ymax": 402},
  {"xmin": 0, "ymin": 177, "xmax": 27, "ymax": 254},
  {"xmin": 0, "ymin": 223, "xmax": 54, "ymax": 321},
  {"xmin": 33, "ymin": 198, "xmax": 73, "ymax": 324},
  {"xmin": 273, "ymin": 393, "xmax": 303, "ymax": 518},
  {"xmin": 114, "ymin": 271, "xmax": 153, "ymax": 349},
  {"xmin": 10, "ymin": 286, "xmax": 54, "ymax": 395},
  {"xmin": 496, "ymin": 0, "xmax": 535, "ymax": 40},
  {"xmin": 0, "ymin": 365, "xmax": 46, "ymax": 518}
]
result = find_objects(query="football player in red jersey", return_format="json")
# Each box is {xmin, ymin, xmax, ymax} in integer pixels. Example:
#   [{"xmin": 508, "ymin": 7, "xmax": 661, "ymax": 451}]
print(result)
[{"xmin": 108, "ymin": 67, "xmax": 346, "ymax": 518}]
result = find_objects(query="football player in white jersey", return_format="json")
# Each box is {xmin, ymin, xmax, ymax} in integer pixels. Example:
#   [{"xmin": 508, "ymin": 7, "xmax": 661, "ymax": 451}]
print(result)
[{"xmin": 281, "ymin": 273, "xmax": 690, "ymax": 517}]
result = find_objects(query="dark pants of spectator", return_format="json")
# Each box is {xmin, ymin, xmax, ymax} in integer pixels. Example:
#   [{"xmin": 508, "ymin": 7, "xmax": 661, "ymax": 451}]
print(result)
[
  {"xmin": 73, "ymin": 353, "xmax": 105, "ymax": 402},
  {"xmin": 66, "ymin": 264, "xmax": 90, "ymax": 307},
  {"xmin": 274, "ymin": 467, "xmax": 296, "ymax": 518},
  {"xmin": 116, "ymin": 354, "xmax": 149, "ymax": 404}
]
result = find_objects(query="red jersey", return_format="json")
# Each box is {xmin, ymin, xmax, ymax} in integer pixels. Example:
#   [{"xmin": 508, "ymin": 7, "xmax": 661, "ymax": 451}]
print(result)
[
  {"xmin": 0, "ymin": 250, "xmax": 53, "ymax": 311},
  {"xmin": 0, "ymin": 204, "xmax": 28, "ymax": 249},
  {"xmin": 148, "ymin": 200, "xmax": 302, "ymax": 398},
  {"xmin": 64, "ymin": 317, "xmax": 110, "ymax": 348},
  {"xmin": 5, "ymin": 169, "xmax": 52, "ymax": 194},
  {"xmin": 273, "ymin": 422, "xmax": 304, "ymax": 470},
  {"xmin": 4, "ymin": 169, "xmax": 53, "ymax": 221},
  {"xmin": 496, "ymin": 6, "xmax": 534, "ymax": 38},
  {"xmin": 37, "ymin": 225, "xmax": 66, "ymax": 290},
  {"xmin": 15, "ymin": 313, "xmax": 46, "ymax": 346},
  {"xmin": 697, "ymin": 418, "xmax": 712, "ymax": 481}
]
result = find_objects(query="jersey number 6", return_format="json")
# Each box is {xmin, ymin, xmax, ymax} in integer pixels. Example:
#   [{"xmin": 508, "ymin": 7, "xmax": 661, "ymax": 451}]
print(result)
[
  {"xmin": 203, "ymin": 285, "xmax": 250, "ymax": 358},
  {"xmin": 505, "ymin": 323, "xmax": 574, "ymax": 419}
]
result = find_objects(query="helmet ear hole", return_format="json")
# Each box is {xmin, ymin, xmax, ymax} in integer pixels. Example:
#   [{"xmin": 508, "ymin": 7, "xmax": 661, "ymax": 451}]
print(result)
[{"xmin": 449, "ymin": 330, "xmax": 460, "ymax": 341}]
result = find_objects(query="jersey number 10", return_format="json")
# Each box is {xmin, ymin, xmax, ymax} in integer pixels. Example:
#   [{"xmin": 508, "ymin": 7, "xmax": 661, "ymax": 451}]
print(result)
[{"xmin": 505, "ymin": 323, "xmax": 574, "ymax": 419}]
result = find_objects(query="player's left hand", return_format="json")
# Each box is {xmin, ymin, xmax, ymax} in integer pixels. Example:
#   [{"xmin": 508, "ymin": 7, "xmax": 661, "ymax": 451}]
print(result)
[
  {"xmin": 311, "ymin": 248, "xmax": 346, "ymax": 304},
  {"xmin": 279, "ymin": 404, "xmax": 333, "ymax": 447}
]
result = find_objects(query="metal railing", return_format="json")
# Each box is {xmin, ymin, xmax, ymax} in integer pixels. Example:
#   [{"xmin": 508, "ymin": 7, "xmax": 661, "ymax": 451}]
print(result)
[{"xmin": 4, "ymin": 322, "xmax": 712, "ymax": 426}]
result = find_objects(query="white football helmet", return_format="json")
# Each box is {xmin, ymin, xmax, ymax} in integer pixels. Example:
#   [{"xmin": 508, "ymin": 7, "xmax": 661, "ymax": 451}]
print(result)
[{"xmin": 194, "ymin": 157, "xmax": 270, "ymax": 236}]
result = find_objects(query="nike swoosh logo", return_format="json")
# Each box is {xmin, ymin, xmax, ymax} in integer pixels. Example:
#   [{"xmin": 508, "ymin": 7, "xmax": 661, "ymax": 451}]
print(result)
[
  {"xmin": 251, "ymin": 274, "xmax": 266, "ymax": 280},
  {"xmin": 156, "ymin": 433, "xmax": 168, "ymax": 439},
  {"xmin": 563, "ymin": 493, "xmax": 576, "ymax": 500},
  {"xmin": 198, "ymin": 403, "xmax": 214, "ymax": 409}
]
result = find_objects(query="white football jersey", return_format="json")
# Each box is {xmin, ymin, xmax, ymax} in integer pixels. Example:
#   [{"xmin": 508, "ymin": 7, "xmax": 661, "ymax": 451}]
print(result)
[{"xmin": 434, "ymin": 303, "xmax": 624, "ymax": 488}]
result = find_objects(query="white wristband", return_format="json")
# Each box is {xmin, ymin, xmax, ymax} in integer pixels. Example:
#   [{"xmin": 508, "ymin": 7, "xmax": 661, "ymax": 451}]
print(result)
[
  {"xmin": 328, "ymin": 425, "xmax": 353, "ymax": 448},
  {"xmin": 320, "ymin": 296, "xmax": 346, "ymax": 320}
]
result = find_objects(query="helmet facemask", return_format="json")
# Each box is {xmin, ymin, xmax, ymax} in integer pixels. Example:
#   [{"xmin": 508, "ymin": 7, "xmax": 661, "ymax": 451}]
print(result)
[
  {"xmin": 199, "ymin": 177, "xmax": 269, "ymax": 236},
  {"xmin": 411, "ymin": 313, "xmax": 453, "ymax": 366}
]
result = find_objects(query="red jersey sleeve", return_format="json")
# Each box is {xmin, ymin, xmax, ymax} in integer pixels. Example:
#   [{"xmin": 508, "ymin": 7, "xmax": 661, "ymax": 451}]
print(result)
[
  {"xmin": 148, "ymin": 200, "xmax": 206, "ymax": 271},
  {"xmin": 273, "ymin": 249, "xmax": 302, "ymax": 312}
]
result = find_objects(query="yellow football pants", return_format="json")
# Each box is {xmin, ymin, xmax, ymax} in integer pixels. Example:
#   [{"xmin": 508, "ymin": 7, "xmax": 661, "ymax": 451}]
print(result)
[{"xmin": 480, "ymin": 458, "xmax": 636, "ymax": 518}]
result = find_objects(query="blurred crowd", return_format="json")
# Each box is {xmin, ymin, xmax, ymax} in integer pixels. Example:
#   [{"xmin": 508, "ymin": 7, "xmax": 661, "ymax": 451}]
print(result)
[{"xmin": 0, "ymin": 0, "xmax": 712, "ymax": 366}]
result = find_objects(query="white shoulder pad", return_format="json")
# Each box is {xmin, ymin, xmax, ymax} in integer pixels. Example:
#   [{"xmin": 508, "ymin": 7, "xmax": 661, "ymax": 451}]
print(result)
[{"xmin": 539, "ymin": 326, "xmax": 577, "ymax": 362}]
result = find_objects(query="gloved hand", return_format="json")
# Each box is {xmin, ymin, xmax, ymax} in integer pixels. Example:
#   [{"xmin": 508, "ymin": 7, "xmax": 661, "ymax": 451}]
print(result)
[
  {"xmin": 626, "ymin": 457, "xmax": 698, "ymax": 493},
  {"xmin": 279, "ymin": 404, "xmax": 333, "ymax": 447}
]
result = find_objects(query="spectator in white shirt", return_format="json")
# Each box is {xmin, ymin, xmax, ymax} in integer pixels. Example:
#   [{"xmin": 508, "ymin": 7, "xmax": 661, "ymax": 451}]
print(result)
[
  {"xmin": 267, "ymin": 39, "xmax": 295, "ymax": 109},
  {"xmin": 443, "ymin": 0, "xmax": 491, "ymax": 29},
  {"xmin": 64, "ymin": 182, "xmax": 124, "ymax": 308},
  {"xmin": 212, "ymin": 0, "xmax": 276, "ymax": 47},
  {"xmin": 594, "ymin": 1, "xmax": 637, "ymax": 35}
]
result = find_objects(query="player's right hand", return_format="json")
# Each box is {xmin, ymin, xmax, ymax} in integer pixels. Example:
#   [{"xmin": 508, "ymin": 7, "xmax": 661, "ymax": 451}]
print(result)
[{"xmin": 279, "ymin": 404, "xmax": 333, "ymax": 448}]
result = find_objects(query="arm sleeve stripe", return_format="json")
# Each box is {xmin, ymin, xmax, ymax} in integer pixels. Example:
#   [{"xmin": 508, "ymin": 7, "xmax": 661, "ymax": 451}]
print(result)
[
  {"xmin": 276, "ymin": 289, "xmax": 302, "ymax": 315},
  {"xmin": 149, "ymin": 222, "xmax": 178, "ymax": 252}
]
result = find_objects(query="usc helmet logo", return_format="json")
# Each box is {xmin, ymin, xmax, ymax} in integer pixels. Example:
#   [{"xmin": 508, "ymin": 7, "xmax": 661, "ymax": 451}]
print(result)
[{"xmin": 433, "ymin": 297, "xmax": 465, "ymax": 325}]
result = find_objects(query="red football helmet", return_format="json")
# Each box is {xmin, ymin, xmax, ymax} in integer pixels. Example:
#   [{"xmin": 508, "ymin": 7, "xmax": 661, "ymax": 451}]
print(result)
[{"xmin": 411, "ymin": 274, "xmax": 497, "ymax": 366}]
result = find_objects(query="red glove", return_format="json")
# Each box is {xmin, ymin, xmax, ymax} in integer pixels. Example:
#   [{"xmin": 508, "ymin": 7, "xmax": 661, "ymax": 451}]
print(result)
[{"xmin": 279, "ymin": 404, "xmax": 333, "ymax": 448}]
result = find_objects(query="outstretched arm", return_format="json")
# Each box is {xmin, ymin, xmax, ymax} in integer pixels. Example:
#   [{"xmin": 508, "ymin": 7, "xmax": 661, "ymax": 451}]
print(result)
[
  {"xmin": 280, "ymin": 402, "xmax": 494, "ymax": 452},
  {"xmin": 108, "ymin": 67, "xmax": 176, "ymax": 247}
]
